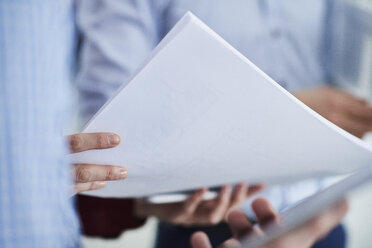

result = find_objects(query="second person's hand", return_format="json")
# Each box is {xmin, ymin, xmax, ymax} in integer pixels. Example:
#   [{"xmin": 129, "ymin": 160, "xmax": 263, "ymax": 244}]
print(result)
[
  {"xmin": 191, "ymin": 197, "xmax": 348, "ymax": 248},
  {"xmin": 294, "ymin": 86, "xmax": 372, "ymax": 138},
  {"xmin": 134, "ymin": 184, "xmax": 264, "ymax": 226}
]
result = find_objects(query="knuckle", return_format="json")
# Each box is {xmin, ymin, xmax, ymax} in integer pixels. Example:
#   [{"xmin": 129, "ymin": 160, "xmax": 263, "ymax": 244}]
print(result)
[
  {"xmin": 69, "ymin": 135, "xmax": 82, "ymax": 151},
  {"xmin": 326, "ymin": 96, "xmax": 338, "ymax": 111},
  {"xmin": 182, "ymin": 207, "xmax": 193, "ymax": 217},
  {"xmin": 105, "ymin": 167, "xmax": 116, "ymax": 180},
  {"xmin": 89, "ymin": 182, "xmax": 97, "ymax": 191},
  {"xmin": 327, "ymin": 112, "xmax": 341, "ymax": 125},
  {"xmin": 219, "ymin": 197, "xmax": 230, "ymax": 207},
  {"xmin": 76, "ymin": 167, "xmax": 92, "ymax": 182},
  {"xmin": 331, "ymin": 94, "xmax": 348, "ymax": 111},
  {"xmin": 97, "ymin": 134, "xmax": 108, "ymax": 148}
]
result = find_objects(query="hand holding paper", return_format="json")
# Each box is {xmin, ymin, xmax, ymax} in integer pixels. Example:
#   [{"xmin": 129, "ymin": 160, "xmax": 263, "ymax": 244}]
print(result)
[
  {"xmin": 68, "ymin": 133, "xmax": 127, "ymax": 194},
  {"xmin": 135, "ymin": 184, "xmax": 262, "ymax": 226},
  {"xmin": 294, "ymin": 86, "xmax": 372, "ymax": 138},
  {"xmin": 191, "ymin": 198, "xmax": 348, "ymax": 248}
]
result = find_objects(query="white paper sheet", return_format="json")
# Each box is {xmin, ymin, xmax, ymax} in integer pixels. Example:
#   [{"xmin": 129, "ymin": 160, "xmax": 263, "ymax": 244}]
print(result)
[{"xmin": 70, "ymin": 12, "xmax": 372, "ymax": 198}]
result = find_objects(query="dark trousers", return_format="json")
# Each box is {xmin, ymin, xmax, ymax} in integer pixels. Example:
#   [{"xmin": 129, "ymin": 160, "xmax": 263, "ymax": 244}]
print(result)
[{"xmin": 154, "ymin": 222, "xmax": 346, "ymax": 248}]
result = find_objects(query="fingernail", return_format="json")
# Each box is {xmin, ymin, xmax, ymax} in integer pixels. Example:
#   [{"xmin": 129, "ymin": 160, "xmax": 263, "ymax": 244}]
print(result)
[
  {"xmin": 108, "ymin": 134, "xmax": 120, "ymax": 145},
  {"xmin": 119, "ymin": 168, "xmax": 128, "ymax": 179},
  {"xmin": 96, "ymin": 181, "xmax": 107, "ymax": 187}
]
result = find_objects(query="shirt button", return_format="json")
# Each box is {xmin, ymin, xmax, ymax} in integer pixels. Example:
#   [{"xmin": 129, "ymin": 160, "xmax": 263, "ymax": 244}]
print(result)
[{"xmin": 270, "ymin": 28, "xmax": 282, "ymax": 39}]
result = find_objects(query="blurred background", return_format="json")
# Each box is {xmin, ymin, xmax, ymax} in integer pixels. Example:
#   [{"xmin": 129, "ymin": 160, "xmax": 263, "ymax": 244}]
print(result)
[{"xmin": 70, "ymin": 0, "xmax": 372, "ymax": 247}]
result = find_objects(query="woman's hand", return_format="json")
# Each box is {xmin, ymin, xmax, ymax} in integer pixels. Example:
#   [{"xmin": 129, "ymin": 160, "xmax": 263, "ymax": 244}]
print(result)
[
  {"xmin": 135, "ymin": 184, "xmax": 263, "ymax": 226},
  {"xmin": 191, "ymin": 197, "xmax": 348, "ymax": 248},
  {"xmin": 67, "ymin": 133, "xmax": 128, "ymax": 194}
]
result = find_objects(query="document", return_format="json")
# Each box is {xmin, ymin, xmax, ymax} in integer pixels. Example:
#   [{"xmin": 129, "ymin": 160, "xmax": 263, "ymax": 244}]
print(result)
[{"xmin": 70, "ymin": 12, "xmax": 372, "ymax": 198}]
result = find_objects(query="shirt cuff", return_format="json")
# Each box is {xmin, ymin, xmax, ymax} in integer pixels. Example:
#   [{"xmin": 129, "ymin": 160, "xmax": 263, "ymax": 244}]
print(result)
[{"xmin": 77, "ymin": 195, "xmax": 146, "ymax": 238}]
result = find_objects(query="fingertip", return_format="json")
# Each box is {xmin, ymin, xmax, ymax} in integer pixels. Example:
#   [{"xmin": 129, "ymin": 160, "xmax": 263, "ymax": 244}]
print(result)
[
  {"xmin": 118, "ymin": 167, "xmax": 128, "ymax": 180},
  {"xmin": 225, "ymin": 185, "xmax": 233, "ymax": 193},
  {"xmin": 236, "ymin": 183, "xmax": 245, "ymax": 188},
  {"xmin": 255, "ymin": 184, "xmax": 266, "ymax": 190},
  {"xmin": 218, "ymin": 185, "xmax": 232, "ymax": 200},
  {"xmin": 240, "ymin": 183, "xmax": 249, "ymax": 192},
  {"xmin": 200, "ymin": 187, "xmax": 208, "ymax": 193},
  {"xmin": 188, "ymin": 188, "xmax": 206, "ymax": 203},
  {"xmin": 252, "ymin": 198, "xmax": 277, "ymax": 224},
  {"xmin": 194, "ymin": 188, "xmax": 207, "ymax": 197},
  {"xmin": 93, "ymin": 181, "xmax": 107, "ymax": 189},
  {"xmin": 235, "ymin": 183, "xmax": 248, "ymax": 192},
  {"xmin": 191, "ymin": 231, "xmax": 209, "ymax": 240},
  {"xmin": 226, "ymin": 209, "xmax": 253, "ymax": 237},
  {"xmin": 191, "ymin": 232, "xmax": 212, "ymax": 248},
  {"xmin": 108, "ymin": 133, "xmax": 121, "ymax": 146},
  {"xmin": 227, "ymin": 208, "xmax": 246, "ymax": 223},
  {"xmin": 251, "ymin": 197, "xmax": 272, "ymax": 210},
  {"xmin": 231, "ymin": 184, "xmax": 249, "ymax": 206}
]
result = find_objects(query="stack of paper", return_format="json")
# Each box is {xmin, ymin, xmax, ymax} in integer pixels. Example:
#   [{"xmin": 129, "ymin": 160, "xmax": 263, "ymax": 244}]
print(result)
[{"xmin": 71, "ymin": 12, "xmax": 372, "ymax": 198}]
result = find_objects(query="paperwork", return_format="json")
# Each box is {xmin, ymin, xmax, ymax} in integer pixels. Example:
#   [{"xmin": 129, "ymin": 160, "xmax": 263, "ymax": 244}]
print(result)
[{"xmin": 71, "ymin": 12, "xmax": 372, "ymax": 198}]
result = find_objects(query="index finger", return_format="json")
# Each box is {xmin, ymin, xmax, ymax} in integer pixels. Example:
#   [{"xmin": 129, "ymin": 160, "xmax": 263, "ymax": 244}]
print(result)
[
  {"xmin": 182, "ymin": 188, "xmax": 207, "ymax": 216},
  {"xmin": 226, "ymin": 209, "xmax": 254, "ymax": 238},
  {"xmin": 191, "ymin": 232, "xmax": 212, "ymax": 248},
  {"xmin": 68, "ymin": 133, "xmax": 121, "ymax": 153},
  {"xmin": 207, "ymin": 185, "xmax": 233, "ymax": 224},
  {"xmin": 251, "ymin": 198, "xmax": 278, "ymax": 226}
]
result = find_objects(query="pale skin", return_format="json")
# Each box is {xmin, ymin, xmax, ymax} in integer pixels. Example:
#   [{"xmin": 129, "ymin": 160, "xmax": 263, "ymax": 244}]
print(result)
[
  {"xmin": 68, "ymin": 132, "xmax": 127, "ymax": 194},
  {"xmin": 68, "ymin": 132, "xmax": 263, "ymax": 226},
  {"xmin": 191, "ymin": 197, "xmax": 348, "ymax": 248},
  {"xmin": 294, "ymin": 86, "xmax": 372, "ymax": 138}
]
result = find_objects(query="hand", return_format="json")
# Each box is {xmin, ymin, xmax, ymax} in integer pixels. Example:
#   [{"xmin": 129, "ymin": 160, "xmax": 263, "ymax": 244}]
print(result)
[
  {"xmin": 191, "ymin": 197, "xmax": 348, "ymax": 248},
  {"xmin": 68, "ymin": 133, "xmax": 128, "ymax": 194},
  {"xmin": 135, "ymin": 184, "xmax": 264, "ymax": 227},
  {"xmin": 293, "ymin": 86, "xmax": 372, "ymax": 138}
]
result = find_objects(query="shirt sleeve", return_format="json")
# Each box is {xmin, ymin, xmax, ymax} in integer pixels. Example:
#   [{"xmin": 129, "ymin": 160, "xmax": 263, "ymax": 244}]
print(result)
[
  {"xmin": 77, "ymin": 195, "xmax": 146, "ymax": 238},
  {"xmin": 76, "ymin": 0, "xmax": 162, "ymax": 122}
]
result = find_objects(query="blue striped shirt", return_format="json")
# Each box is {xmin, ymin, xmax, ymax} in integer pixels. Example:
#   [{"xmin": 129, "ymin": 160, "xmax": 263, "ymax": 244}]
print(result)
[{"xmin": 0, "ymin": 1, "xmax": 80, "ymax": 247}]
